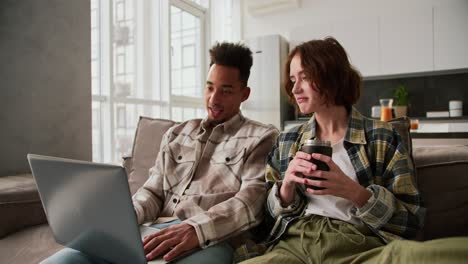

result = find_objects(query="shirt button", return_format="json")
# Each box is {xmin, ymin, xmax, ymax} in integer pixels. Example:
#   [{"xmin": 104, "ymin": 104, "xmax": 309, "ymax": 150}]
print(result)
[
  {"xmin": 173, "ymin": 198, "xmax": 178, "ymax": 203},
  {"xmin": 225, "ymin": 157, "xmax": 231, "ymax": 162},
  {"xmin": 177, "ymin": 155, "xmax": 182, "ymax": 160}
]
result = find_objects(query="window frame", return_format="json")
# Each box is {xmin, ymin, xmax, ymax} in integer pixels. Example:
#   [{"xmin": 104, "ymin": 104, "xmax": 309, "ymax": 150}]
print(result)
[
  {"xmin": 168, "ymin": 0, "xmax": 208, "ymax": 112},
  {"xmin": 91, "ymin": 0, "xmax": 211, "ymax": 163}
]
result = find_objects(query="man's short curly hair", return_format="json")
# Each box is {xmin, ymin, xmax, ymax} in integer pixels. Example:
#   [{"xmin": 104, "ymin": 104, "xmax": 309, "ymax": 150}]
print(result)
[{"xmin": 209, "ymin": 42, "xmax": 253, "ymax": 87}]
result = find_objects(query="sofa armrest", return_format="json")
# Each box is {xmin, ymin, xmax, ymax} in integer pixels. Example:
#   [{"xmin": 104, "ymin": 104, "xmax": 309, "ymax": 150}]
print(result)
[
  {"xmin": 122, "ymin": 155, "xmax": 133, "ymax": 177},
  {"xmin": 0, "ymin": 174, "xmax": 47, "ymax": 238},
  {"xmin": 413, "ymin": 145, "xmax": 468, "ymax": 240}
]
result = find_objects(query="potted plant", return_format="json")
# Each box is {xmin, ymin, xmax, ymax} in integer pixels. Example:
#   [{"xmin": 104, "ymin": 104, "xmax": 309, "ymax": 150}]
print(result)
[{"xmin": 393, "ymin": 84, "xmax": 409, "ymax": 117}]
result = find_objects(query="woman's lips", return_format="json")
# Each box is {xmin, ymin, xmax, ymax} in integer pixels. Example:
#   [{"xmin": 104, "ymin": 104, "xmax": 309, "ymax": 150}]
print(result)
[{"xmin": 296, "ymin": 97, "xmax": 308, "ymax": 104}]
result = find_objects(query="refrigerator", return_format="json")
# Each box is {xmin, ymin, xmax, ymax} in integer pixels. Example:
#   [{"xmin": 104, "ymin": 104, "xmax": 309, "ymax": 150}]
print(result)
[{"xmin": 242, "ymin": 35, "xmax": 295, "ymax": 131}]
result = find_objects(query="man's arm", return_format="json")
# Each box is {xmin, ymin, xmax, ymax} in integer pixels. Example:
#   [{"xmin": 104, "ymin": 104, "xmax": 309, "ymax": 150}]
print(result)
[
  {"xmin": 132, "ymin": 128, "xmax": 172, "ymax": 225},
  {"xmin": 184, "ymin": 127, "xmax": 278, "ymax": 248}
]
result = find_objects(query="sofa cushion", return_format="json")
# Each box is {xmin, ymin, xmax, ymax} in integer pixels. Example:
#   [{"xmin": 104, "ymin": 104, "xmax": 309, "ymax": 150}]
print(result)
[
  {"xmin": 0, "ymin": 223, "xmax": 63, "ymax": 264},
  {"xmin": 413, "ymin": 145, "xmax": 468, "ymax": 240},
  {"xmin": 127, "ymin": 116, "xmax": 176, "ymax": 194},
  {"xmin": 0, "ymin": 174, "xmax": 47, "ymax": 238}
]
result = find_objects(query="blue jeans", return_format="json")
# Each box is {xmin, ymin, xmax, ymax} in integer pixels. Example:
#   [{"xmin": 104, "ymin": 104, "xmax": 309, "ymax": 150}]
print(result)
[{"xmin": 40, "ymin": 219, "xmax": 233, "ymax": 264}]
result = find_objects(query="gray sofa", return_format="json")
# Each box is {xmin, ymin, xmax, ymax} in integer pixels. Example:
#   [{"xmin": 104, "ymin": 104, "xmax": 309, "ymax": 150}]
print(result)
[{"xmin": 1, "ymin": 117, "xmax": 468, "ymax": 263}]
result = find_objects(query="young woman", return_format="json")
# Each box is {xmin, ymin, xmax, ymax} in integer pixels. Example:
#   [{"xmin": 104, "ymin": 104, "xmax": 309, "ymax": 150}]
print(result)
[{"xmin": 242, "ymin": 37, "xmax": 467, "ymax": 264}]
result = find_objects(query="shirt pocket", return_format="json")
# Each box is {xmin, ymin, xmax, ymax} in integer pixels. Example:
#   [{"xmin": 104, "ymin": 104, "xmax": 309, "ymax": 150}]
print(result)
[
  {"xmin": 166, "ymin": 143, "xmax": 196, "ymax": 185},
  {"xmin": 209, "ymin": 148, "xmax": 246, "ymax": 190}
]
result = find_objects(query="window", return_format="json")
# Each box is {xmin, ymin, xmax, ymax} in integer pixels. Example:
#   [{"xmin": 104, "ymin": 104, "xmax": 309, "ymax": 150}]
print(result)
[
  {"xmin": 170, "ymin": 0, "xmax": 205, "ymax": 119},
  {"xmin": 91, "ymin": 0, "xmax": 235, "ymax": 163}
]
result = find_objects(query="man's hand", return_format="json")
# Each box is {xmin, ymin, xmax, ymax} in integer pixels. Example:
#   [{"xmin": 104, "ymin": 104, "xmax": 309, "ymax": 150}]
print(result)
[{"xmin": 142, "ymin": 222, "xmax": 199, "ymax": 261}]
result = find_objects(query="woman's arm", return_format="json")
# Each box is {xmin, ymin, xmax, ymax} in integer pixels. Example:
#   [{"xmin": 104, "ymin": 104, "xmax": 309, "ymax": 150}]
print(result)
[{"xmin": 356, "ymin": 130, "xmax": 425, "ymax": 239}]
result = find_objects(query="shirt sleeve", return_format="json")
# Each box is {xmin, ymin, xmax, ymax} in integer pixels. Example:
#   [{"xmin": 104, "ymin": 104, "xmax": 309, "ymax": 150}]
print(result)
[
  {"xmin": 184, "ymin": 127, "xmax": 279, "ymax": 248},
  {"xmin": 264, "ymin": 135, "xmax": 303, "ymax": 218},
  {"xmin": 354, "ymin": 130, "xmax": 425, "ymax": 239},
  {"xmin": 132, "ymin": 128, "xmax": 172, "ymax": 225},
  {"xmin": 266, "ymin": 173, "xmax": 302, "ymax": 218}
]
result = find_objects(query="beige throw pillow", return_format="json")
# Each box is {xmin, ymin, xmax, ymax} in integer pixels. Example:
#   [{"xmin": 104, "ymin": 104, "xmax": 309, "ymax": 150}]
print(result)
[{"xmin": 127, "ymin": 117, "xmax": 176, "ymax": 194}]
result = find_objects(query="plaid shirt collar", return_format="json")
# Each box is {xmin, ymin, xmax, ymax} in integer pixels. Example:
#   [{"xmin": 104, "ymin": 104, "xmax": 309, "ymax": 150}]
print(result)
[
  {"xmin": 299, "ymin": 107, "xmax": 367, "ymax": 146},
  {"xmin": 200, "ymin": 111, "xmax": 245, "ymax": 134}
]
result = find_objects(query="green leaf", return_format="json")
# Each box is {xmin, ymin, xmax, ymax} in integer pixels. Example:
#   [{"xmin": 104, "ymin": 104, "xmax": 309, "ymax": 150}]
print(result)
[{"xmin": 393, "ymin": 84, "xmax": 409, "ymax": 106}]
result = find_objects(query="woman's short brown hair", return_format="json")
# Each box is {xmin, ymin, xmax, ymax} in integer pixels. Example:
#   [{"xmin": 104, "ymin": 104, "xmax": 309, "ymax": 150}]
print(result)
[{"xmin": 284, "ymin": 37, "xmax": 362, "ymax": 110}]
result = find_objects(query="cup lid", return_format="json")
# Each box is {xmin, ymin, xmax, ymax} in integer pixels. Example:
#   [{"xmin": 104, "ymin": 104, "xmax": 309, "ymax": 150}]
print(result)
[{"xmin": 304, "ymin": 139, "xmax": 331, "ymax": 146}]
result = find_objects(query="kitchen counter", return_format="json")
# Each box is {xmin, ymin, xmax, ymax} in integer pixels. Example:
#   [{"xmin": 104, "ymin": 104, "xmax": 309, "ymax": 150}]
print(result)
[
  {"xmin": 285, "ymin": 118, "xmax": 468, "ymax": 133},
  {"xmin": 285, "ymin": 119, "xmax": 468, "ymax": 146},
  {"xmin": 414, "ymin": 116, "xmax": 468, "ymax": 121},
  {"xmin": 411, "ymin": 132, "xmax": 468, "ymax": 138}
]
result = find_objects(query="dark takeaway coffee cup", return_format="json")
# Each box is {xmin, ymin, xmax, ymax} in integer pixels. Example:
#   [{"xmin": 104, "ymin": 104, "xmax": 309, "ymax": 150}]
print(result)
[{"xmin": 299, "ymin": 139, "xmax": 332, "ymax": 190}]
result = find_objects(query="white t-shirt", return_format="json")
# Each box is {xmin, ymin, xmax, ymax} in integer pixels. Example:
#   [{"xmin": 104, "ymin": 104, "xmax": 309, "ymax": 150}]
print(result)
[{"xmin": 304, "ymin": 138, "xmax": 362, "ymax": 225}]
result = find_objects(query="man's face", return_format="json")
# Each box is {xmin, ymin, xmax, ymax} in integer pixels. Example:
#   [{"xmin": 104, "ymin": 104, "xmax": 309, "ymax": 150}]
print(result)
[{"xmin": 204, "ymin": 64, "xmax": 250, "ymax": 124}]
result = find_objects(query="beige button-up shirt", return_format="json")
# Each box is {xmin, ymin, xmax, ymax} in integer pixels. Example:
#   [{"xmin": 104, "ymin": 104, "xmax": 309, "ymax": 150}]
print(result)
[{"xmin": 132, "ymin": 113, "xmax": 278, "ymax": 248}]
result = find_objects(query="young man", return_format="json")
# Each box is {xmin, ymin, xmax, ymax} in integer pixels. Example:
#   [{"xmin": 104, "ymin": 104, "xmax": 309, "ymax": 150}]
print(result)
[{"xmin": 42, "ymin": 42, "xmax": 278, "ymax": 264}]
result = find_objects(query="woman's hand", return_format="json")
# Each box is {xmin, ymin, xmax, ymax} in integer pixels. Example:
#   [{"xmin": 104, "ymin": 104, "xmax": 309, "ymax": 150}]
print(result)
[
  {"xmin": 279, "ymin": 151, "xmax": 317, "ymax": 206},
  {"xmin": 305, "ymin": 153, "xmax": 372, "ymax": 208}
]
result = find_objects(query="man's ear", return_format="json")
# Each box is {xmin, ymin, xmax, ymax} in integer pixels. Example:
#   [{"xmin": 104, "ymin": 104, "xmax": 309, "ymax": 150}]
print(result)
[{"xmin": 241, "ymin": 87, "xmax": 250, "ymax": 102}]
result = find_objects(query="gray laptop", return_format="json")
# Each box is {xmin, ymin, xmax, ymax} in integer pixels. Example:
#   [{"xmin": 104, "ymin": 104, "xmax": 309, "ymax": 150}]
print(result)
[{"xmin": 27, "ymin": 154, "xmax": 165, "ymax": 264}]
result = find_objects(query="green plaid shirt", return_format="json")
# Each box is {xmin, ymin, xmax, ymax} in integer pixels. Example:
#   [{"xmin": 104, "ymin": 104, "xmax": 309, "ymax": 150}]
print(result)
[{"xmin": 264, "ymin": 107, "xmax": 425, "ymax": 245}]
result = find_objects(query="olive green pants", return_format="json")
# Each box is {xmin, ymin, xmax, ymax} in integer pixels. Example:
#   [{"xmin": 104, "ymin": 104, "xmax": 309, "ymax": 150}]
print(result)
[{"xmin": 241, "ymin": 215, "xmax": 468, "ymax": 264}]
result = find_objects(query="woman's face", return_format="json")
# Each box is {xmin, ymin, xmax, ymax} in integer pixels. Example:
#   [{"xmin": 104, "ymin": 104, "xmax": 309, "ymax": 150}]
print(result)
[{"xmin": 289, "ymin": 54, "xmax": 325, "ymax": 114}]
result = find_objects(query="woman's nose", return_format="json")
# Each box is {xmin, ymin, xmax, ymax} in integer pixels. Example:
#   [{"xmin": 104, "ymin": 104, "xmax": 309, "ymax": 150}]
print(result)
[{"xmin": 292, "ymin": 81, "xmax": 301, "ymax": 94}]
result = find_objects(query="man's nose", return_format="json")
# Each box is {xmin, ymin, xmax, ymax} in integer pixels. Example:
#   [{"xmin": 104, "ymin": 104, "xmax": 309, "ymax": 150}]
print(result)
[{"xmin": 210, "ymin": 89, "xmax": 223, "ymax": 104}]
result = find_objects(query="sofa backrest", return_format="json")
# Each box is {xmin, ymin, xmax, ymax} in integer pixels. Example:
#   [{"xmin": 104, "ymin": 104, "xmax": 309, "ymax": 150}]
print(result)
[
  {"xmin": 126, "ymin": 115, "xmax": 468, "ymax": 241},
  {"xmin": 127, "ymin": 116, "xmax": 176, "ymax": 194}
]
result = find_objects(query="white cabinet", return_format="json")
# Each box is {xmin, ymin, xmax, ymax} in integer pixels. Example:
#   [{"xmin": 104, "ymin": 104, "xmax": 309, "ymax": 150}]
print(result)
[
  {"xmin": 289, "ymin": 17, "xmax": 380, "ymax": 77},
  {"xmin": 434, "ymin": 5, "xmax": 468, "ymax": 70},
  {"xmin": 243, "ymin": 35, "xmax": 294, "ymax": 130},
  {"xmin": 289, "ymin": 22, "xmax": 332, "ymax": 48},
  {"xmin": 380, "ymin": 7, "xmax": 434, "ymax": 75},
  {"xmin": 288, "ymin": 3, "xmax": 468, "ymax": 78},
  {"xmin": 331, "ymin": 17, "xmax": 380, "ymax": 77}
]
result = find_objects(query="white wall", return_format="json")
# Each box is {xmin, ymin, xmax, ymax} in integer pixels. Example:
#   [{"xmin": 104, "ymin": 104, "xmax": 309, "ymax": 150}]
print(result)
[{"xmin": 241, "ymin": 0, "xmax": 467, "ymax": 40}]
